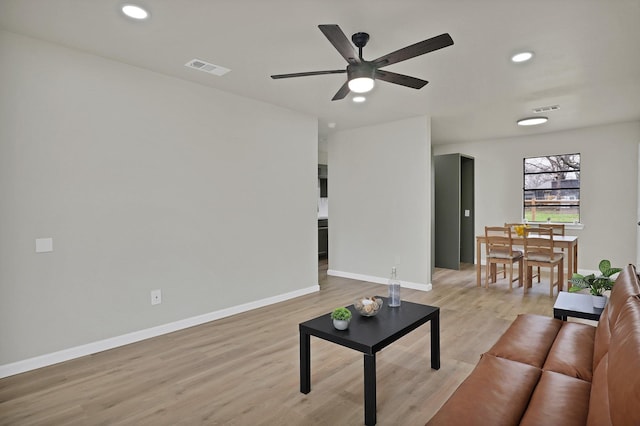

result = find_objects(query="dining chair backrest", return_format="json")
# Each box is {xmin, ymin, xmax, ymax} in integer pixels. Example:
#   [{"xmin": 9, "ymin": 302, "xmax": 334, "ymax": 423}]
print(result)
[
  {"xmin": 523, "ymin": 227, "xmax": 557, "ymax": 260},
  {"xmin": 532, "ymin": 224, "xmax": 565, "ymax": 255},
  {"xmin": 485, "ymin": 226, "xmax": 514, "ymax": 257},
  {"xmin": 539, "ymin": 223, "xmax": 565, "ymax": 236},
  {"xmin": 504, "ymin": 223, "xmax": 522, "ymax": 233},
  {"xmin": 527, "ymin": 223, "xmax": 565, "ymax": 237}
]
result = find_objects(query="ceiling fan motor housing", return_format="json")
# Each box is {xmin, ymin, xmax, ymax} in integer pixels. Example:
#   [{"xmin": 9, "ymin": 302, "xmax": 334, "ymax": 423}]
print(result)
[{"xmin": 347, "ymin": 62, "xmax": 375, "ymax": 81}]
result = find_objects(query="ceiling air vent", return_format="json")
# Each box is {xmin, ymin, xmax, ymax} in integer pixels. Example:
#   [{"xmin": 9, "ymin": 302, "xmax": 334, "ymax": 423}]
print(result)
[
  {"xmin": 532, "ymin": 105, "xmax": 560, "ymax": 113},
  {"xmin": 185, "ymin": 59, "xmax": 230, "ymax": 76}
]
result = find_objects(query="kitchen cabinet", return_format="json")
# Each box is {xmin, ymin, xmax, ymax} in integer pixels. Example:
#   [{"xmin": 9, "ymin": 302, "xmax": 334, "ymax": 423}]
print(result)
[
  {"xmin": 318, "ymin": 164, "xmax": 328, "ymax": 197},
  {"xmin": 318, "ymin": 219, "xmax": 328, "ymax": 258}
]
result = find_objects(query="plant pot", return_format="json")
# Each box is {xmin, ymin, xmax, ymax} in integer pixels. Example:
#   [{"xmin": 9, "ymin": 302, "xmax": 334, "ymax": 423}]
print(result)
[
  {"xmin": 592, "ymin": 295, "xmax": 607, "ymax": 309},
  {"xmin": 333, "ymin": 319, "xmax": 350, "ymax": 330}
]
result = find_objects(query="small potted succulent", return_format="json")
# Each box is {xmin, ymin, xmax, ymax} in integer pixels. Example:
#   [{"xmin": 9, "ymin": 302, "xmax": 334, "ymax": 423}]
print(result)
[
  {"xmin": 569, "ymin": 259, "xmax": 622, "ymax": 308},
  {"xmin": 330, "ymin": 307, "xmax": 352, "ymax": 330}
]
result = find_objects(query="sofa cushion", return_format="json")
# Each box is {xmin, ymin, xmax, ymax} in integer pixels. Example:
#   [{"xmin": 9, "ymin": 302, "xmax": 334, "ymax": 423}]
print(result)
[
  {"xmin": 607, "ymin": 296, "xmax": 640, "ymax": 426},
  {"xmin": 543, "ymin": 322, "xmax": 595, "ymax": 381},
  {"xmin": 594, "ymin": 264, "xmax": 640, "ymax": 370},
  {"xmin": 486, "ymin": 314, "xmax": 561, "ymax": 368},
  {"xmin": 489, "ymin": 248, "xmax": 523, "ymax": 259},
  {"xmin": 604, "ymin": 264, "xmax": 640, "ymax": 326},
  {"xmin": 592, "ymin": 303, "xmax": 611, "ymax": 371},
  {"xmin": 426, "ymin": 354, "xmax": 541, "ymax": 426},
  {"xmin": 520, "ymin": 371, "xmax": 591, "ymax": 426},
  {"xmin": 526, "ymin": 252, "xmax": 563, "ymax": 262},
  {"xmin": 586, "ymin": 353, "xmax": 611, "ymax": 426}
]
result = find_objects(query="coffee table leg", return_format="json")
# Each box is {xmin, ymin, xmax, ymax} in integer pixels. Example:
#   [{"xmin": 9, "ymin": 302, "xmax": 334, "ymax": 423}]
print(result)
[
  {"xmin": 300, "ymin": 331, "xmax": 311, "ymax": 394},
  {"xmin": 431, "ymin": 312, "xmax": 440, "ymax": 370},
  {"xmin": 364, "ymin": 353, "xmax": 376, "ymax": 426}
]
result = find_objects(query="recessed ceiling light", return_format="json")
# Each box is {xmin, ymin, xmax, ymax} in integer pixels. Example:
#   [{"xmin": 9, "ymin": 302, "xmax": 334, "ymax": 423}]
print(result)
[
  {"xmin": 121, "ymin": 4, "xmax": 149, "ymax": 20},
  {"xmin": 511, "ymin": 51, "xmax": 534, "ymax": 63},
  {"xmin": 327, "ymin": 122, "xmax": 336, "ymax": 129},
  {"xmin": 517, "ymin": 116, "xmax": 548, "ymax": 126},
  {"xmin": 352, "ymin": 96, "xmax": 366, "ymax": 103}
]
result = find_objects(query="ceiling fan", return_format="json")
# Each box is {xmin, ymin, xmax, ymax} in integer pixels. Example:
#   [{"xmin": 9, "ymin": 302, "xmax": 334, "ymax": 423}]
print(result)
[{"xmin": 270, "ymin": 24, "xmax": 454, "ymax": 101}]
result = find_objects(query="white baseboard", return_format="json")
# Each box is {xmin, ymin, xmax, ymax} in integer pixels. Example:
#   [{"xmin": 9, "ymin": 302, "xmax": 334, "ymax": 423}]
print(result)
[
  {"xmin": 327, "ymin": 269, "xmax": 432, "ymax": 292},
  {"xmin": 0, "ymin": 284, "xmax": 319, "ymax": 379}
]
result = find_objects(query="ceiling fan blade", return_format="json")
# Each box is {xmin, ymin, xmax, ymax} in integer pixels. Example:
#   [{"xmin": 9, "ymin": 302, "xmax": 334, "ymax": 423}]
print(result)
[
  {"xmin": 373, "ymin": 33, "xmax": 454, "ymax": 68},
  {"xmin": 375, "ymin": 70, "xmax": 428, "ymax": 89},
  {"xmin": 318, "ymin": 24, "xmax": 361, "ymax": 65},
  {"xmin": 331, "ymin": 81, "xmax": 350, "ymax": 101},
  {"xmin": 271, "ymin": 70, "xmax": 346, "ymax": 79}
]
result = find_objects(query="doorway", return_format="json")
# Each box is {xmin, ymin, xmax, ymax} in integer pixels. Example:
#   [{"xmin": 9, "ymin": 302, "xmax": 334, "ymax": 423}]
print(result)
[{"xmin": 434, "ymin": 153, "xmax": 475, "ymax": 270}]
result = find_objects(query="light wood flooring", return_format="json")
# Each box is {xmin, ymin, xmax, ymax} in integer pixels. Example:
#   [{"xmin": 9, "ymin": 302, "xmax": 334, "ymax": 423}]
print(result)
[{"xmin": 0, "ymin": 262, "xmax": 558, "ymax": 425}]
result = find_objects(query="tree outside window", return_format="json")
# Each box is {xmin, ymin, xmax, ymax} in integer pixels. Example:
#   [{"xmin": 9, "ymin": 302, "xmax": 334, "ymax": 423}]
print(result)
[{"xmin": 523, "ymin": 153, "xmax": 580, "ymax": 223}]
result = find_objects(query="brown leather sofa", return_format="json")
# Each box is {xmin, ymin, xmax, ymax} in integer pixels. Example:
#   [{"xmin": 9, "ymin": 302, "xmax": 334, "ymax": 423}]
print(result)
[{"xmin": 426, "ymin": 264, "xmax": 640, "ymax": 426}]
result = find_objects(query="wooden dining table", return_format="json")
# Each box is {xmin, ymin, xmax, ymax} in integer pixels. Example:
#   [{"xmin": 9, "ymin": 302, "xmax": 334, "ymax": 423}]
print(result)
[{"xmin": 475, "ymin": 234, "xmax": 578, "ymax": 290}]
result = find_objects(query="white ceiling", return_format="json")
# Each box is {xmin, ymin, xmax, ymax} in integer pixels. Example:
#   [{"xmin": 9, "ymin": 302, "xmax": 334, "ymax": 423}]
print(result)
[{"xmin": 1, "ymin": 0, "xmax": 639, "ymax": 144}]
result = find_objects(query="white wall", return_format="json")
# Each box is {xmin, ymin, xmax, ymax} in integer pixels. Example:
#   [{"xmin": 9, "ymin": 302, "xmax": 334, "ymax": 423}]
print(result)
[
  {"xmin": 0, "ymin": 31, "xmax": 318, "ymax": 367},
  {"xmin": 318, "ymin": 137, "xmax": 328, "ymax": 165},
  {"xmin": 433, "ymin": 121, "xmax": 640, "ymax": 271},
  {"xmin": 327, "ymin": 117, "xmax": 432, "ymax": 289}
]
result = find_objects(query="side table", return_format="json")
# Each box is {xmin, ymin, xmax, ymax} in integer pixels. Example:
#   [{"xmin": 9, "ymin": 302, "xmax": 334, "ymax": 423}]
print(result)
[{"xmin": 553, "ymin": 291, "xmax": 604, "ymax": 321}]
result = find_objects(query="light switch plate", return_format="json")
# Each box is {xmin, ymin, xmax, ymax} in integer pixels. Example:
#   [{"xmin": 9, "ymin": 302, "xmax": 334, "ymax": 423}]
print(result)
[
  {"xmin": 35, "ymin": 238, "xmax": 53, "ymax": 253},
  {"xmin": 464, "ymin": 210, "xmax": 470, "ymax": 217}
]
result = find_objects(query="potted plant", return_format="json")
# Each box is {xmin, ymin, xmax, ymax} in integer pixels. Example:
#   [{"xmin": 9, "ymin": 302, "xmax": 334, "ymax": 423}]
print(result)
[
  {"xmin": 569, "ymin": 259, "xmax": 622, "ymax": 308},
  {"xmin": 330, "ymin": 307, "xmax": 352, "ymax": 330}
]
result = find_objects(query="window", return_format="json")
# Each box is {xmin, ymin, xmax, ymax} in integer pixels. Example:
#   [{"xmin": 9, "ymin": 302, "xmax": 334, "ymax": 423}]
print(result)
[{"xmin": 523, "ymin": 153, "xmax": 580, "ymax": 223}]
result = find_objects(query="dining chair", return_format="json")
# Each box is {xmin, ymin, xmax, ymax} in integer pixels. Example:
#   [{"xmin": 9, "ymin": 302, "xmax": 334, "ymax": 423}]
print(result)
[
  {"xmin": 541, "ymin": 223, "xmax": 568, "ymax": 254},
  {"xmin": 527, "ymin": 223, "xmax": 565, "ymax": 239},
  {"xmin": 484, "ymin": 226, "xmax": 523, "ymax": 290},
  {"xmin": 524, "ymin": 223, "xmax": 566, "ymax": 282},
  {"xmin": 541, "ymin": 223, "xmax": 565, "ymax": 237},
  {"xmin": 504, "ymin": 223, "xmax": 523, "ymax": 234},
  {"xmin": 523, "ymin": 227, "xmax": 564, "ymax": 297}
]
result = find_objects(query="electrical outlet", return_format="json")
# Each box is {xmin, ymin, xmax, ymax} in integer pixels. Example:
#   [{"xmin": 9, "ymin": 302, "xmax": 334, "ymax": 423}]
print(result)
[{"xmin": 151, "ymin": 289, "xmax": 162, "ymax": 305}]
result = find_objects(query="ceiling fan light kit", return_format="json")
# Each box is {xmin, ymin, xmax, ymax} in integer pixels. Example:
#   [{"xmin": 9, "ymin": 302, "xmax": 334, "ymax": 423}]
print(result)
[
  {"xmin": 271, "ymin": 24, "xmax": 454, "ymax": 101},
  {"xmin": 347, "ymin": 63, "xmax": 376, "ymax": 93},
  {"xmin": 348, "ymin": 79, "xmax": 373, "ymax": 92}
]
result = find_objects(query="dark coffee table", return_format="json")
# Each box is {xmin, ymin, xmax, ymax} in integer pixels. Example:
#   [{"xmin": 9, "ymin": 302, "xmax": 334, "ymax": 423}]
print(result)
[
  {"xmin": 299, "ymin": 297, "xmax": 440, "ymax": 426},
  {"xmin": 553, "ymin": 291, "xmax": 604, "ymax": 321}
]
